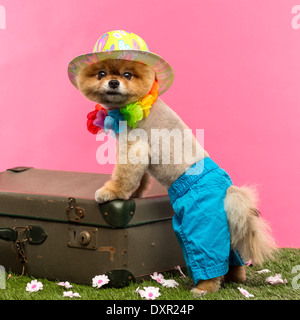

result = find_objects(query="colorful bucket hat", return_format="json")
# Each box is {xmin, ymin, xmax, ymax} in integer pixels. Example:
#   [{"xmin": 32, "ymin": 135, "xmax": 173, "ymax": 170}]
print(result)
[{"xmin": 68, "ymin": 30, "xmax": 174, "ymax": 96}]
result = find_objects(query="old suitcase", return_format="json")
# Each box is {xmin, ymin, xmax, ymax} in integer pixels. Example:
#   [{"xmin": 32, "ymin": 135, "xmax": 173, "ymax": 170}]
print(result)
[{"xmin": 0, "ymin": 167, "xmax": 185, "ymax": 287}]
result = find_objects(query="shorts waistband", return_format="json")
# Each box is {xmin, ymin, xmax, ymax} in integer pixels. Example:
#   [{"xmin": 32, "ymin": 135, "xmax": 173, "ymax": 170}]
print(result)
[{"xmin": 168, "ymin": 157, "xmax": 219, "ymax": 205}]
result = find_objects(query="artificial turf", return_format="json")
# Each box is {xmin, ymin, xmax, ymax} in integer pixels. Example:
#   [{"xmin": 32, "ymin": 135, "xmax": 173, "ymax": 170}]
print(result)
[{"xmin": 0, "ymin": 248, "xmax": 299, "ymax": 300}]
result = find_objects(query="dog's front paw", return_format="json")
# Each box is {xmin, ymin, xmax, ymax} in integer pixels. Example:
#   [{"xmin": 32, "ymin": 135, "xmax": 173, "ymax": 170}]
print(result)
[{"xmin": 95, "ymin": 186, "xmax": 118, "ymax": 204}]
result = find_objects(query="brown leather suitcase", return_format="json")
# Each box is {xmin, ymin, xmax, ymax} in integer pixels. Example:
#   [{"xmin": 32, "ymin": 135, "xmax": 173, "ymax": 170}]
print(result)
[{"xmin": 0, "ymin": 167, "xmax": 185, "ymax": 287}]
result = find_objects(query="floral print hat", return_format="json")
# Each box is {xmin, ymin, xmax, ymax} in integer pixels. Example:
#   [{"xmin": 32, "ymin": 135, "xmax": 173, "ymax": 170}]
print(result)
[{"xmin": 68, "ymin": 30, "xmax": 174, "ymax": 95}]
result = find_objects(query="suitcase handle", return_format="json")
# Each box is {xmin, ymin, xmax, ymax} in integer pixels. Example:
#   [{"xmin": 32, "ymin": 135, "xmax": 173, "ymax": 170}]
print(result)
[
  {"xmin": 0, "ymin": 228, "xmax": 18, "ymax": 241},
  {"xmin": 6, "ymin": 166, "xmax": 32, "ymax": 173},
  {"xmin": 0, "ymin": 225, "xmax": 47, "ymax": 244}
]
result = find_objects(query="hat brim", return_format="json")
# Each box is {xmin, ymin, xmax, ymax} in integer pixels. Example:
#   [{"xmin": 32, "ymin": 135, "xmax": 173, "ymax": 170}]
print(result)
[{"xmin": 68, "ymin": 50, "xmax": 174, "ymax": 96}]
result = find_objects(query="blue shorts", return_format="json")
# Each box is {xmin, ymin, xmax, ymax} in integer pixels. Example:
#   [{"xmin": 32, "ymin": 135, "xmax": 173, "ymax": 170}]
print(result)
[{"xmin": 168, "ymin": 157, "xmax": 244, "ymax": 284}]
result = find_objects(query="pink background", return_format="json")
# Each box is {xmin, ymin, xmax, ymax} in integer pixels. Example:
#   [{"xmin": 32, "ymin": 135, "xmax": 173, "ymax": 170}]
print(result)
[{"xmin": 1, "ymin": 0, "xmax": 300, "ymax": 247}]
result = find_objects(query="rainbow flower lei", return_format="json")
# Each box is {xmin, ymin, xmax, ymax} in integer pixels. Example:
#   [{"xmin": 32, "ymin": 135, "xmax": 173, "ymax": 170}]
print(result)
[{"xmin": 87, "ymin": 81, "xmax": 159, "ymax": 134}]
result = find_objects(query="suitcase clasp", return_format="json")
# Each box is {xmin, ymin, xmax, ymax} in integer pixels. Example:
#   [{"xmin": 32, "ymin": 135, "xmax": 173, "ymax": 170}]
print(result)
[{"xmin": 66, "ymin": 197, "xmax": 86, "ymax": 223}]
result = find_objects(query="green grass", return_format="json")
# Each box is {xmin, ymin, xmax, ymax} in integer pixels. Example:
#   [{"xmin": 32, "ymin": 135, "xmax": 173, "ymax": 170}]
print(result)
[{"xmin": 0, "ymin": 248, "xmax": 299, "ymax": 300}]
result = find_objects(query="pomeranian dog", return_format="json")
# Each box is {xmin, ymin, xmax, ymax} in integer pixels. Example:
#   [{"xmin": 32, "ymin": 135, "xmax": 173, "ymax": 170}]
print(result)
[{"xmin": 76, "ymin": 58, "xmax": 276, "ymax": 293}]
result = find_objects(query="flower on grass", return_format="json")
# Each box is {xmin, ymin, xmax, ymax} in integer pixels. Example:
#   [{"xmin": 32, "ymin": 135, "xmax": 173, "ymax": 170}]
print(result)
[
  {"xmin": 26, "ymin": 280, "xmax": 43, "ymax": 293},
  {"xmin": 265, "ymin": 274, "xmax": 287, "ymax": 285},
  {"xmin": 92, "ymin": 274, "xmax": 110, "ymax": 288},
  {"xmin": 161, "ymin": 279, "xmax": 179, "ymax": 288},
  {"xmin": 136, "ymin": 286, "xmax": 161, "ymax": 300},
  {"xmin": 63, "ymin": 291, "xmax": 81, "ymax": 298},
  {"xmin": 57, "ymin": 281, "xmax": 72, "ymax": 289},
  {"xmin": 150, "ymin": 272, "xmax": 179, "ymax": 288},
  {"xmin": 150, "ymin": 272, "xmax": 164, "ymax": 284},
  {"xmin": 256, "ymin": 269, "xmax": 271, "ymax": 274},
  {"xmin": 237, "ymin": 287, "xmax": 254, "ymax": 298}
]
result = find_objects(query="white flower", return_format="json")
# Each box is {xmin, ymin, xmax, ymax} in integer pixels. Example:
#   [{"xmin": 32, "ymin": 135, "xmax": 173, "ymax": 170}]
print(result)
[
  {"xmin": 237, "ymin": 287, "xmax": 254, "ymax": 298},
  {"xmin": 161, "ymin": 279, "xmax": 179, "ymax": 288},
  {"xmin": 151, "ymin": 272, "xmax": 179, "ymax": 288},
  {"xmin": 150, "ymin": 272, "xmax": 164, "ymax": 284},
  {"xmin": 257, "ymin": 269, "xmax": 271, "ymax": 274},
  {"xmin": 26, "ymin": 280, "xmax": 43, "ymax": 293},
  {"xmin": 57, "ymin": 281, "xmax": 73, "ymax": 289},
  {"xmin": 63, "ymin": 291, "xmax": 81, "ymax": 298},
  {"xmin": 265, "ymin": 274, "xmax": 287, "ymax": 285},
  {"xmin": 92, "ymin": 274, "xmax": 110, "ymax": 288},
  {"xmin": 136, "ymin": 286, "xmax": 161, "ymax": 300}
]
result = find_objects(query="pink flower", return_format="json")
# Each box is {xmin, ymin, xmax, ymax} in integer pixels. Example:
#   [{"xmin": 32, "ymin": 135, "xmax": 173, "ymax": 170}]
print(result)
[
  {"xmin": 93, "ymin": 108, "xmax": 107, "ymax": 129},
  {"xmin": 92, "ymin": 274, "xmax": 110, "ymax": 288},
  {"xmin": 26, "ymin": 280, "xmax": 43, "ymax": 293},
  {"xmin": 265, "ymin": 274, "xmax": 287, "ymax": 285},
  {"xmin": 150, "ymin": 272, "xmax": 179, "ymax": 288},
  {"xmin": 63, "ymin": 291, "xmax": 81, "ymax": 298},
  {"xmin": 237, "ymin": 287, "xmax": 254, "ymax": 298},
  {"xmin": 136, "ymin": 286, "xmax": 161, "ymax": 300},
  {"xmin": 57, "ymin": 281, "xmax": 73, "ymax": 289},
  {"xmin": 150, "ymin": 272, "xmax": 164, "ymax": 284}
]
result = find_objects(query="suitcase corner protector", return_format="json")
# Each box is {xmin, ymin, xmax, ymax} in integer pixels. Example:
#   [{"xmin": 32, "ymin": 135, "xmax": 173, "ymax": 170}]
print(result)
[{"xmin": 98, "ymin": 199, "xmax": 136, "ymax": 227}]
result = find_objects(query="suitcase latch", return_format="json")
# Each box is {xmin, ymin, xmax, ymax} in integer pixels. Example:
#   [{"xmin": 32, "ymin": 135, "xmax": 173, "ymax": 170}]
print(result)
[
  {"xmin": 67, "ymin": 225, "xmax": 98, "ymax": 250},
  {"xmin": 66, "ymin": 197, "xmax": 86, "ymax": 223}
]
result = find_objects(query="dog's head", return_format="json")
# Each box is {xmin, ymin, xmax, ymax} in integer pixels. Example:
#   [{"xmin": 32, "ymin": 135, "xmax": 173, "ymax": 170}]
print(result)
[{"xmin": 77, "ymin": 59, "xmax": 156, "ymax": 108}]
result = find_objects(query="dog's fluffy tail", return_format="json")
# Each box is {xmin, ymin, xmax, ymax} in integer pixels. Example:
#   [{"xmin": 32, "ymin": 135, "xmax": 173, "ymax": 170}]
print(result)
[{"xmin": 224, "ymin": 185, "xmax": 276, "ymax": 265}]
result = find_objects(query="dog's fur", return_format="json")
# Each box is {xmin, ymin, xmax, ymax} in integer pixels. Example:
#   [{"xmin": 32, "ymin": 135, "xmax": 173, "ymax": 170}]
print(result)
[{"xmin": 77, "ymin": 59, "xmax": 276, "ymax": 293}]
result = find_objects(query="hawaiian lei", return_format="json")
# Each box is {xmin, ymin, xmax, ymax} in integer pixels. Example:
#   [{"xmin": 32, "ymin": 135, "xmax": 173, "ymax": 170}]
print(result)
[{"xmin": 87, "ymin": 80, "xmax": 159, "ymax": 134}]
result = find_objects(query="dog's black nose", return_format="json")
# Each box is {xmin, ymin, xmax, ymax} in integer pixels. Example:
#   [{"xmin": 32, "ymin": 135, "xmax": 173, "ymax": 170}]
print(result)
[{"xmin": 108, "ymin": 80, "xmax": 120, "ymax": 89}]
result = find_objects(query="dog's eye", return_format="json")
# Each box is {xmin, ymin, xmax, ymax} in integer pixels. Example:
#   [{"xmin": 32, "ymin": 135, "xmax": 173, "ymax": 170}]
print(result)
[
  {"xmin": 123, "ymin": 72, "xmax": 132, "ymax": 80},
  {"xmin": 97, "ymin": 71, "xmax": 106, "ymax": 80}
]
